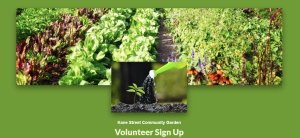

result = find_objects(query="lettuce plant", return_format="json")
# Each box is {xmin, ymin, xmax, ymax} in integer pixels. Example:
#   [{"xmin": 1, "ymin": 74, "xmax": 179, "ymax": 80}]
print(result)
[
  {"xmin": 59, "ymin": 8, "xmax": 134, "ymax": 85},
  {"xmin": 112, "ymin": 35, "xmax": 158, "ymax": 62},
  {"xmin": 112, "ymin": 8, "xmax": 160, "ymax": 62}
]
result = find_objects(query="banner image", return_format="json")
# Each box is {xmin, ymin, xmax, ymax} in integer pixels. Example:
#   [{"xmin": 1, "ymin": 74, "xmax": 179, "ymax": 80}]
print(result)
[{"xmin": 16, "ymin": 8, "xmax": 282, "ymax": 85}]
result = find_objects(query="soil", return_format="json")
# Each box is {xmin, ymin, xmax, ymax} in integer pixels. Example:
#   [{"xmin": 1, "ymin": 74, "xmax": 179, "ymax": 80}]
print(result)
[
  {"xmin": 156, "ymin": 18, "xmax": 179, "ymax": 62},
  {"xmin": 111, "ymin": 102, "xmax": 187, "ymax": 113}
]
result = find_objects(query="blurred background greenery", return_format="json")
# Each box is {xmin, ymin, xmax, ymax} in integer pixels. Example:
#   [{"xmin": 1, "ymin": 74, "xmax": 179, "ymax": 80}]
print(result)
[{"xmin": 111, "ymin": 62, "xmax": 187, "ymax": 105}]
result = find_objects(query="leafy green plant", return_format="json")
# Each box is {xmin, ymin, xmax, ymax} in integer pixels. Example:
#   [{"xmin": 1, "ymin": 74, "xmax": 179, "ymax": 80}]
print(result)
[
  {"xmin": 98, "ymin": 68, "xmax": 111, "ymax": 85},
  {"xmin": 58, "ymin": 60, "xmax": 106, "ymax": 85},
  {"xmin": 16, "ymin": 8, "xmax": 76, "ymax": 43},
  {"xmin": 112, "ymin": 8, "xmax": 160, "ymax": 62},
  {"xmin": 59, "ymin": 8, "xmax": 134, "ymax": 85},
  {"xmin": 58, "ymin": 8, "xmax": 161, "ymax": 85},
  {"xmin": 127, "ymin": 83, "xmax": 145, "ymax": 105},
  {"xmin": 16, "ymin": 71, "xmax": 31, "ymax": 85}
]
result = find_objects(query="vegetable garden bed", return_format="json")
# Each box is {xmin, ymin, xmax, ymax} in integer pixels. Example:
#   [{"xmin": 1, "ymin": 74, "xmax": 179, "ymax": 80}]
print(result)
[
  {"xmin": 162, "ymin": 8, "xmax": 283, "ymax": 85},
  {"xmin": 16, "ymin": 8, "xmax": 161, "ymax": 85}
]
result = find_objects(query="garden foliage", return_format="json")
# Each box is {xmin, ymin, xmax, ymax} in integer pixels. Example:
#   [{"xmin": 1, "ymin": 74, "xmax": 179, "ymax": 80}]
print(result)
[
  {"xmin": 112, "ymin": 8, "xmax": 160, "ymax": 62},
  {"xmin": 16, "ymin": 8, "xmax": 76, "ymax": 43},
  {"xmin": 16, "ymin": 8, "xmax": 107, "ymax": 85},
  {"xmin": 16, "ymin": 8, "xmax": 160, "ymax": 85},
  {"xmin": 59, "ymin": 8, "xmax": 134, "ymax": 85},
  {"xmin": 164, "ymin": 8, "xmax": 282, "ymax": 85},
  {"xmin": 59, "ymin": 8, "xmax": 160, "ymax": 85}
]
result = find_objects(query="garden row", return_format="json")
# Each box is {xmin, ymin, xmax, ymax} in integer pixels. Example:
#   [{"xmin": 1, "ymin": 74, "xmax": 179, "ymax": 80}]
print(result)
[
  {"xmin": 17, "ymin": 8, "xmax": 77, "ymax": 43},
  {"xmin": 163, "ymin": 8, "xmax": 283, "ymax": 85},
  {"xmin": 16, "ymin": 8, "xmax": 108, "ymax": 85},
  {"xmin": 112, "ymin": 8, "xmax": 160, "ymax": 62},
  {"xmin": 58, "ymin": 8, "xmax": 135, "ymax": 85},
  {"xmin": 16, "ymin": 8, "xmax": 161, "ymax": 85},
  {"xmin": 59, "ymin": 8, "xmax": 161, "ymax": 85}
]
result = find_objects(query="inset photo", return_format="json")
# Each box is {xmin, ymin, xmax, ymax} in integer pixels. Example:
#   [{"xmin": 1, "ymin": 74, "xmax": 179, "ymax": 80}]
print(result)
[{"xmin": 111, "ymin": 62, "xmax": 187, "ymax": 113}]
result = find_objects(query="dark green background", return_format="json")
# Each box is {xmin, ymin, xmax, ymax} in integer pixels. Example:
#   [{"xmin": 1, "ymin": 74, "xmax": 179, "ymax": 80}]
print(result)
[{"xmin": 1, "ymin": 1, "xmax": 299, "ymax": 138}]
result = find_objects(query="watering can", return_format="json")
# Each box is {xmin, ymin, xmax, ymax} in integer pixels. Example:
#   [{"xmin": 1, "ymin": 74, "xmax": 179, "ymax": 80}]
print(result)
[{"xmin": 149, "ymin": 62, "xmax": 187, "ymax": 79}]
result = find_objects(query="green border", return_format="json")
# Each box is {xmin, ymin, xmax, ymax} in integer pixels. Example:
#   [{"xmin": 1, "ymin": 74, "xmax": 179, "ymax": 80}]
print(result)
[{"xmin": 1, "ymin": 1, "xmax": 299, "ymax": 138}]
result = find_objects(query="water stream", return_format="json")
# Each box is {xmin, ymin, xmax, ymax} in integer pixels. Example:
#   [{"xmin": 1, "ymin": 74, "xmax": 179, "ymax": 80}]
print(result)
[{"xmin": 135, "ymin": 74, "xmax": 157, "ymax": 104}]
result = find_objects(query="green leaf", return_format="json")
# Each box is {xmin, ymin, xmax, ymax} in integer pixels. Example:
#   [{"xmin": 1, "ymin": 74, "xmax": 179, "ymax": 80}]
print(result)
[
  {"xmin": 136, "ymin": 92, "xmax": 141, "ymax": 97},
  {"xmin": 47, "ymin": 55, "xmax": 57, "ymax": 63},
  {"xmin": 108, "ymin": 44, "xmax": 117, "ymax": 53},
  {"xmin": 95, "ymin": 51, "xmax": 105, "ymax": 60},
  {"xmin": 132, "ymin": 83, "xmax": 137, "ymax": 89},
  {"xmin": 272, "ymin": 47, "xmax": 278, "ymax": 54},
  {"xmin": 98, "ymin": 79, "xmax": 110, "ymax": 85},
  {"xmin": 26, "ymin": 50, "xmax": 34, "ymax": 60},
  {"xmin": 79, "ymin": 80, "xmax": 91, "ymax": 85},
  {"xmin": 127, "ymin": 89, "xmax": 136, "ymax": 92},
  {"xmin": 138, "ymin": 87, "xmax": 144, "ymax": 89},
  {"xmin": 37, "ymin": 53, "xmax": 44, "ymax": 62},
  {"xmin": 128, "ymin": 86, "xmax": 135, "ymax": 89},
  {"xmin": 137, "ymin": 89, "xmax": 145, "ymax": 94}
]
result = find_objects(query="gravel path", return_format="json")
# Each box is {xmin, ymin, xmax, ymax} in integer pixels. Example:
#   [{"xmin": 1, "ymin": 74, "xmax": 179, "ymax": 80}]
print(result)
[{"xmin": 156, "ymin": 18, "xmax": 179, "ymax": 62}]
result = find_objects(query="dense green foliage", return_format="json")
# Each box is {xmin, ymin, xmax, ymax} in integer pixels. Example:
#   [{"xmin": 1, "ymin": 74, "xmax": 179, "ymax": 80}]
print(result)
[
  {"xmin": 16, "ymin": 8, "xmax": 160, "ymax": 85},
  {"xmin": 59, "ymin": 8, "xmax": 134, "ymax": 85},
  {"xmin": 59, "ymin": 8, "xmax": 160, "ymax": 85},
  {"xmin": 16, "ymin": 8, "xmax": 106, "ymax": 85},
  {"xmin": 164, "ymin": 8, "xmax": 282, "ymax": 85},
  {"xmin": 16, "ymin": 8, "xmax": 76, "ymax": 43},
  {"xmin": 112, "ymin": 8, "xmax": 160, "ymax": 62}
]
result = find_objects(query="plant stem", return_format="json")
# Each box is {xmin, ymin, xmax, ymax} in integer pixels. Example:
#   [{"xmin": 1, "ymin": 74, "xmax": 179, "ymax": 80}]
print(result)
[
  {"xmin": 268, "ymin": 8, "xmax": 281, "ymax": 85},
  {"xmin": 251, "ymin": 36, "xmax": 255, "ymax": 85},
  {"xmin": 134, "ymin": 92, "xmax": 136, "ymax": 105}
]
